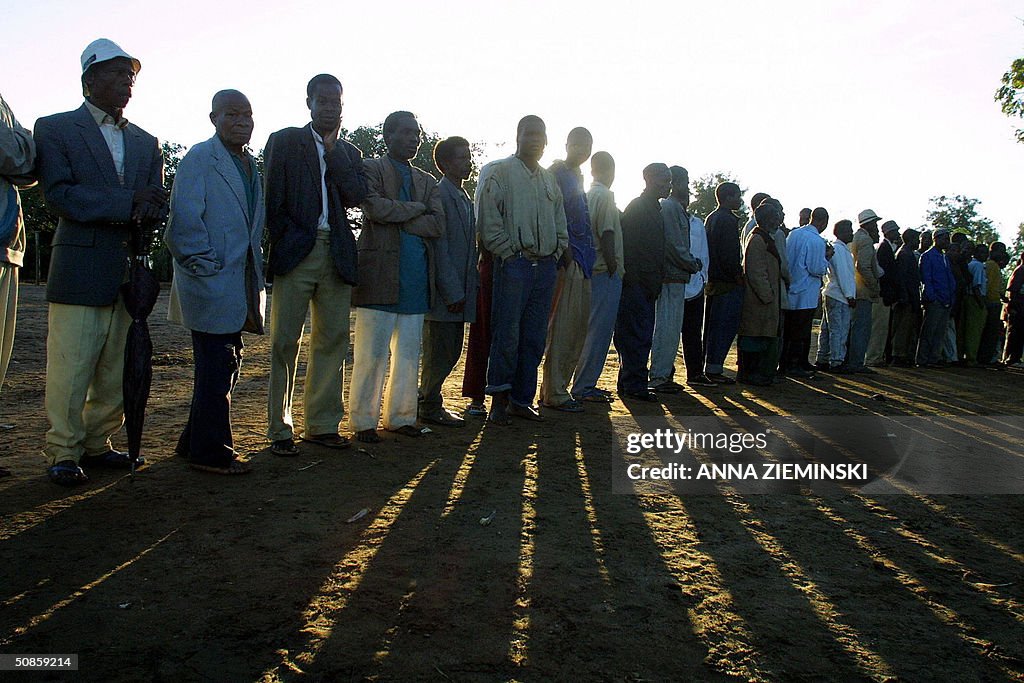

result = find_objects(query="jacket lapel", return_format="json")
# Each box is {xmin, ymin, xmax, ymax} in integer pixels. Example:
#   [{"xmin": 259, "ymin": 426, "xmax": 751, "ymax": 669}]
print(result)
[
  {"xmin": 122, "ymin": 125, "xmax": 142, "ymax": 189},
  {"xmin": 74, "ymin": 105, "xmax": 120, "ymax": 187},
  {"xmin": 300, "ymin": 125, "xmax": 322, "ymax": 207},
  {"xmin": 211, "ymin": 136, "xmax": 249, "ymax": 222}
]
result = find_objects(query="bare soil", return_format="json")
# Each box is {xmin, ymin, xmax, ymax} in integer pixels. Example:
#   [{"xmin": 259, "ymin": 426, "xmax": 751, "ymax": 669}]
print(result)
[{"xmin": 1, "ymin": 283, "xmax": 1023, "ymax": 682}]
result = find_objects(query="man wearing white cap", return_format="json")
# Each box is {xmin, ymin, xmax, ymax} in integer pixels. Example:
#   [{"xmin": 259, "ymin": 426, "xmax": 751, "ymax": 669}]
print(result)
[
  {"xmin": 34, "ymin": 38, "xmax": 166, "ymax": 486},
  {"xmin": 847, "ymin": 209, "xmax": 883, "ymax": 373}
]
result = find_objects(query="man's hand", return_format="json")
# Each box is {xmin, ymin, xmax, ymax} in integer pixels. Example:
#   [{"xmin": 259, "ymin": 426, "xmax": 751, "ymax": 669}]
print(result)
[
  {"xmin": 323, "ymin": 122, "xmax": 341, "ymax": 153},
  {"xmin": 132, "ymin": 185, "xmax": 169, "ymax": 226},
  {"xmin": 825, "ymin": 244, "xmax": 835, "ymax": 260},
  {"xmin": 447, "ymin": 299, "xmax": 466, "ymax": 314},
  {"xmin": 847, "ymin": 298, "xmax": 856, "ymax": 307},
  {"xmin": 558, "ymin": 250, "xmax": 573, "ymax": 270}
]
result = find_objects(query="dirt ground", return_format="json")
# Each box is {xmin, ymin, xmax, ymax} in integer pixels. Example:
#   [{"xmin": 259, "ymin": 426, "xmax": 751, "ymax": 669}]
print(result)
[{"xmin": 1, "ymin": 282, "xmax": 1023, "ymax": 682}]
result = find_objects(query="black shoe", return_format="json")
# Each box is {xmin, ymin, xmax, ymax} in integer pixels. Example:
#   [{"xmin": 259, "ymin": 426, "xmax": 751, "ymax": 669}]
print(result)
[
  {"xmin": 651, "ymin": 381, "xmax": 683, "ymax": 394},
  {"xmin": 80, "ymin": 449, "xmax": 142, "ymax": 469},
  {"xmin": 687, "ymin": 375, "xmax": 718, "ymax": 388},
  {"xmin": 706, "ymin": 373, "xmax": 736, "ymax": 385},
  {"xmin": 621, "ymin": 389, "xmax": 659, "ymax": 402}
]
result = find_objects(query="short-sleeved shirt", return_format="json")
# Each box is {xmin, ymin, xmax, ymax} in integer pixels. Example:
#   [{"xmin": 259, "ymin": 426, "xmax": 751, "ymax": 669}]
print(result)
[{"xmin": 587, "ymin": 181, "xmax": 623, "ymax": 275}]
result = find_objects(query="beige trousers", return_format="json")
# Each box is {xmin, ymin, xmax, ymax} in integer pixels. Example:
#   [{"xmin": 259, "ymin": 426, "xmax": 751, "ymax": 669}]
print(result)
[
  {"xmin": 865, "ymin": 299, "xmax": 891, "ymax": 366},
  {"xmin": 267, "ymin": 237, "xmax": 352, "ymax": 440},
  {"xmin": 44, "ymin": 299, "xmax": 131, "ymax": 464},
  {"xmin": 348, "ymin": 307, "xmax": 424, "ymax": 433},
  {"xmin": 540, "ymin": 261, "xmax": 591, "ymax": 407},
  {"xmin": 0, "ymin": 263, "xmax": 17, "ymax": 394}
]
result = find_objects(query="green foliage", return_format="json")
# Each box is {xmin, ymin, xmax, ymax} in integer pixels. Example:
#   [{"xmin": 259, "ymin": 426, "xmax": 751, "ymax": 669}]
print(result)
[
  {"xmin": 924, "ymin": 194, "xmax": 999, "ymax": 246},
  {"xmin": 1008, "ymin": 222, "xmax": 1024, "ymax": 265},
  {"xmin": 149, "ymin": 141, "xmax": 187, "ymax": 281},
  {"xmin": 688, "ymin": 171, "xmax": 749, "ymax": 226},
  {"xmin": 995, "ymin": 56, "xmax": 1024, "ymax": 143}
]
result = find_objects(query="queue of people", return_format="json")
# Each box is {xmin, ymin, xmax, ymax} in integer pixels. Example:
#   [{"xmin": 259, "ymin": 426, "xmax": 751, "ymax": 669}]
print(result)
[{"xmin": 1, "ymin": 38, "xmax": 1021, "ymax": 486}]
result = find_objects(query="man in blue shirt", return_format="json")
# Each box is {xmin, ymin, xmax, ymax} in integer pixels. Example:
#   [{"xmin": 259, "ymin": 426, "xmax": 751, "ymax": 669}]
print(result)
[
  {"xmin": 781, "ymin": 207, "xmax": 829, "ymax": 377},
  {"xmin": 540, "ymin": 127, "xmax": 596, "ymax": 412},
  {"xmin": 916, "ymin": 229, "xmax": 956, "ymax": 367}
]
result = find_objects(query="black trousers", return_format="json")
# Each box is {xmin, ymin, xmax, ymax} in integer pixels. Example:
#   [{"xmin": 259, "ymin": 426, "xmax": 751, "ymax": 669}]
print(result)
[
  {"xmin": 780, "ymin": 308, "xmax": 815, "ymax": 371},
  {"xmin": 177, "ymin": 330, "xmax": 243, "ymax": 467},
  {"xmin": 680, "ymin": 293, "xmax": 705, "ymax": 380}
]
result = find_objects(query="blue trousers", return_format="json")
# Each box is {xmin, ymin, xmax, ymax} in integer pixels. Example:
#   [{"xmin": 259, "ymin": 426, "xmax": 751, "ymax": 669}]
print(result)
[
  {"xmin": 177, "ymin": 330, "xmax": 243, "ymax": 467},
  {"xmin": 703, "ymin": 286, "xmax": 744, "ymax": 375},
  {"xmin": 846, "ymin": 299, "xmax": 873, "ymax": 370},
  {"xmin": 614, "ymin": 280, "xmax": 656, "ymax": 393},
  {"xmin": 571, "ymin": 271, "xmax": 622, "ymax": 398},
  {"xmin": 486, "ymin": 255, "xmax": 556, "ymax": 406}
]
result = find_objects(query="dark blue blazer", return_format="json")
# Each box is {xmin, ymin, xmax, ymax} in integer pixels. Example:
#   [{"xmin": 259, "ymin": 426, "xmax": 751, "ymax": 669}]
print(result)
[
  {"xmin": 34, "ymin": 104, "xmax": 163, "ymax": 306},
  {"xmin": 263, "ymin": 124, "xmax": 367, "ymax": 284}
]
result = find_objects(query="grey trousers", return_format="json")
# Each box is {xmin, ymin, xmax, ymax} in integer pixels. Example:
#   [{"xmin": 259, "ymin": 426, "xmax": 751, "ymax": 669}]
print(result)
[{"xmin": 419, "ymin": 320, "xmax": 465, "ymax": 415}]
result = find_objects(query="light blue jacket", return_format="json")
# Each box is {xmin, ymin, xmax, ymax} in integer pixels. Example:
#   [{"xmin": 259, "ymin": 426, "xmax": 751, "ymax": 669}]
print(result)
[{"xmin": 165, "ymin": 135, "xmax": 266, "ymax": 334}]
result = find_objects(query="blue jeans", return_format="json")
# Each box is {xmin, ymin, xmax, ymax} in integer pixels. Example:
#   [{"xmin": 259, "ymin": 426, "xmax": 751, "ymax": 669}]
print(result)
[
  {"xmin": 614, "ymin": 280, "xmax": 656, "ymax": 393},
  {"xmin": 816, "ymin": 297, "xmax": 852, "ymax": 366},
  {"xmin": 846, "ymin": 298, "xmax": 873, "ymax": 370},
  {"xmin": 571, "ymin": 270, "xmax": 622, "ymax": 398},
  {"xmin": 486, "ymin": 255, "xmax": 557, "ymax": 406},
  {"xmin": 703, "ymin": 286, "xmax": 744, "ymax": 375}
]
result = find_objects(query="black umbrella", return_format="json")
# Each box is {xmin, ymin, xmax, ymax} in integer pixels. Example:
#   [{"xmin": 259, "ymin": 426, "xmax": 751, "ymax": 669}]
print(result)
[{"xmin": 120, "ymin": 235, "xmax": 161, "ymax": 477}]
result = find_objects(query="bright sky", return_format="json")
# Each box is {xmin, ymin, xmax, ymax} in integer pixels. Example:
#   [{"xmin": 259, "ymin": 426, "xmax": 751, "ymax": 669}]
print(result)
[{"xmin": 5, "ymin": 0, "xmax": 1023, "ymax": 240}]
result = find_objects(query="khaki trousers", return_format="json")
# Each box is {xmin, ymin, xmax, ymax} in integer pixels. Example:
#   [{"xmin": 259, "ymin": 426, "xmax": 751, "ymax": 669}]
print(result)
[
  {"xmin": 865, "ymin": 300, "xmax": 891, "ymax": 365},
  {"xmin": 0, "ymin": 263, "xmax": 17, "ymax": 393},
  {"xmin": 540, "ymin": 261, "xmax": 590, "ymax": 407},
  {"xmin": 267, "ymin": 237, "xmax": 352, "ymax": 440},
  {"xmin": 44, "ymin": 299, "xmax": 131, "ymax": 464},
  {"xmin": 349, "ymin": 308, "xmax": 424, "ymax": 433}
]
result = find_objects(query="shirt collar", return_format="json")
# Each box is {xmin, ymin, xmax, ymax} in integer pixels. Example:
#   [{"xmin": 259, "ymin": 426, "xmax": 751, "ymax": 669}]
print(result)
[{"xmin": 84, "ymin": 100, "xmax": 128, "ymax": 129}]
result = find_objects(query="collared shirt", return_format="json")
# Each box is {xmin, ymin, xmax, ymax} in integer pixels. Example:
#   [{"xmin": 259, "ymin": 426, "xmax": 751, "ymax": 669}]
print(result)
[
  {"xmin": 968, "ymin": 257, "xmax": 987, "ymax": 295},
  {"xmin": 683, "ymin": 213, "xmax": 709, "ymax": 299},
  {"xmin": 822, "ymin": 240, "xmax": 856, "ymax": 303},
  {"xmin": 310, "ymin": 124, "xmax": 331, "ymax": 231},
  {"xmin": 587, "ymin": 181, "xmax": 623, "ymax": 276},
  {"xmin": 550, "ymin": 160, "xmax": 595, "ymax": 277},
  {"xmin": 229, "ymin": 150, "xmax": 260, "ymax": 225},
  {"xmin": 477, "ymin": 155, "xmax": 568, "ymax": 261},
  {"xmin": 785, "ymin": 225, "xmax": 828, "ymax": 310},
  {"xmin": 84, "ymin": 99, "xmax": 127, "ymax": 185},
  {"xmin": 920, "ymin": 247, "xmax": 956, "ymax": 306}
]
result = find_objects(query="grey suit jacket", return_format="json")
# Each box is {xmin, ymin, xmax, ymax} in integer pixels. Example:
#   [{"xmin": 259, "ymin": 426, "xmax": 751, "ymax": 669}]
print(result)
[
  {"xmin": 34, "ymin": 104, "xmax": 163, "ymax": 305},
  {"xmin": 428, "ymin": 177, "xmax": 478, "ymax": 323},
  {"xmin": 165, "ymin": 135, "xmax": 266, "ymax": 334}
]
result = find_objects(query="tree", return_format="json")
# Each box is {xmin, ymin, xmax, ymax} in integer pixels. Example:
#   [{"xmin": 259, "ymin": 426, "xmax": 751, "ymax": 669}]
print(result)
[
  {"xmin": 995, "ymin": 56, "xmax": 1024, "ymax": 143},
  {"xmin": 688, "ymin": 171, "xmax": 749, "ymax": 226},
  {"xmin": 1009, "ymin": 222, "xmax": 1024, "ymax": 265},
  {"xmin": 924, "ymin": 194, "xmax": 999, "ymax": 246},
  {"xmin": 342, "ymin": 122, "xmax": 484, "ymax": 197},
  {"xmin": 148, "ymin": 142, "xmax": 186, "ymax": 281}
]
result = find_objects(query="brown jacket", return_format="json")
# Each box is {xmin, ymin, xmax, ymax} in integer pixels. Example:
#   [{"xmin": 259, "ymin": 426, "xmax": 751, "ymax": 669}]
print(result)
[
  {"xmin": 852, "ymin": 228, "xmax": 882, "ymax": 300},
  {"xmin": 739, "ymin": 230, "xmax": 781, "ymax": 338},
  {"xmin": 352, "ymin": 157, "xmax": 444, "ymax": 307}
]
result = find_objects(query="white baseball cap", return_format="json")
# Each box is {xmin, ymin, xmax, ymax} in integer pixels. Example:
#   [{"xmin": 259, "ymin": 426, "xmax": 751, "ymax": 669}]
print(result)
[{"xmin": 80, "ymin": 38, "xmax": 141, "ymax": 75}]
